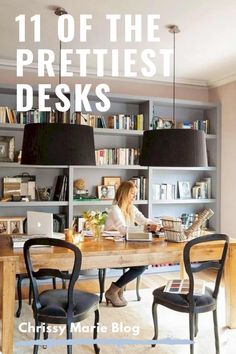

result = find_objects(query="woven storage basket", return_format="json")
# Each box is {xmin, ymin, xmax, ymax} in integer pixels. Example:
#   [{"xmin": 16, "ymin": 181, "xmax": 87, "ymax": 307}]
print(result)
[{"xmin": 164, "ymin": 228, "xmax": 201, "ymax": 243}]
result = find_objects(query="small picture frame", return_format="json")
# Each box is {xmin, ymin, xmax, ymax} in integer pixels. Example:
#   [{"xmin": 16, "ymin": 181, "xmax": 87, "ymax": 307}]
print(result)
[
  {"xmin": 98, "ymin": 185, "xmax": 116, "ymax": 200},
  {"xmin": 178, "ymin": 181, "xmax": 191, "ymax": 199},
  {"xmin": 103, "ymin": 176, "xmax": 121, "ymax": 190},
  {"xmin": 0, "ymin": 136, "xmax": 15, "ymax": 162},
  {"xmin": 0, "ymin": 217, "xmax": 24, "ymax": 235}
]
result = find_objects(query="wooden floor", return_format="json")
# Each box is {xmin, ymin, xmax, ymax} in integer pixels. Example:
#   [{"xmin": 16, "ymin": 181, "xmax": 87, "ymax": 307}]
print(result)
[
  {"xmin": 14, "ymin": 269, "xmax": 236, "ymax": 354},
  {"xmin": 19, "ymin": 268, "xmax": 218, "ymax": 299}
]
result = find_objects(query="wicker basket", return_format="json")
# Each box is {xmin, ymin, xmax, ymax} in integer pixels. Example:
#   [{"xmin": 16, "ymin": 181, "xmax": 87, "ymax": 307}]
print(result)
[
  {"xmin": 161, "ymin": 217, "xmax": 182, "ymax": 231},
  {"xmin": 164, "ymin": 228, "xmax": 201, "ymax": 243}
]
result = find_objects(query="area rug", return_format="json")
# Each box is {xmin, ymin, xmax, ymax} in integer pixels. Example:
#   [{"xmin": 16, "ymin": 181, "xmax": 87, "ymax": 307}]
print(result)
[{"xmin": 10, "ymin": 286, "xmax": 236, "ymax": 354}]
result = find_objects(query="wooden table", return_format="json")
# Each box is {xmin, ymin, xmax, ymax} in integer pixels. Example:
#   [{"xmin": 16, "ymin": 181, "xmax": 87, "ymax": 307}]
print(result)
[{"xmin": 0, "ymin": 235, "xmax": 236, "ymax": 354}]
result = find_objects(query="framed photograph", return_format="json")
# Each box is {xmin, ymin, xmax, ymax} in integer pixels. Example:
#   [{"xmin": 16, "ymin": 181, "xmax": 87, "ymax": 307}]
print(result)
[
  {"xmin": 0, "ymin": 220, "xmax": 8, "ymax": 234},
  {"xmin": 0, "ymin": 136, "xmax": 15, "ymax": 162},
  {"xmin": 0, "ymin": 217, "xmax": 24, "ymax": 235},
  {"xmin": 103, "ymin": 176, "xmax": 121, "ymax": 190},
  {"xmin": 153, "ymin": 117, "xmax": 174, "ymax": 130},
  {"xmin": 98, "ymin": 185, "xmax": 116, "ymax": 200},
  {"xmin": 178, "ymin": 181, "xmax": 191, "ymax": 199}
]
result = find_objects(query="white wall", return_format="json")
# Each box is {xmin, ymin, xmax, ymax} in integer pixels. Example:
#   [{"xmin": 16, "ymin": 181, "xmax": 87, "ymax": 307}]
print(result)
[{"xmin": 210, "ymin": 81, "xmax": 236, "ymax": 238}]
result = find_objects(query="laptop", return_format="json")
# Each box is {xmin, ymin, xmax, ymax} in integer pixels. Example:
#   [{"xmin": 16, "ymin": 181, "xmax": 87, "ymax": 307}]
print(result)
[{"xmin": 27, "ymin": 211, "xmax": 65, "ymax": 239}]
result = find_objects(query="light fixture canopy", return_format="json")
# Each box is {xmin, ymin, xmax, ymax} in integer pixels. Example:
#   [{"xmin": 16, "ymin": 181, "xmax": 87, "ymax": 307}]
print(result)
[{"xmin": 21, "ymin": 123, "xmax": 96, "ymax": 165}]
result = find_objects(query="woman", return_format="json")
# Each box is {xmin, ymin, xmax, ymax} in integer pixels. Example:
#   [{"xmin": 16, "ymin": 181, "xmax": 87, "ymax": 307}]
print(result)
[{"xmin": 104, "ymin": 180, "xmax": 161, "ymax": 307}]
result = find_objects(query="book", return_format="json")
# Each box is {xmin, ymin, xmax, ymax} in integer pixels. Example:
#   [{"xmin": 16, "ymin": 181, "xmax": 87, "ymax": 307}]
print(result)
[
  {"xmin": 11, "ymin": 234, "xmax": 49, "ymax": 248},
  {"xmin": 53, "ymin": 175, "xmax": 67, "ymax": 201},
  {"xmin": 164, "ymin": 279, "xmax": 205, "ymax": 296}
]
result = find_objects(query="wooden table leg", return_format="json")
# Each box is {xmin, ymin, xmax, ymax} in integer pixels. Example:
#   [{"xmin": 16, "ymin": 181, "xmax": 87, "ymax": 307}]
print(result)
[
  {"xmin": 224, "ymin": 242, "xmax": 236, "ymax": 328},
  {"xmin": 0, "ymin": 260, "xmax": 16, "ymax": 354}
]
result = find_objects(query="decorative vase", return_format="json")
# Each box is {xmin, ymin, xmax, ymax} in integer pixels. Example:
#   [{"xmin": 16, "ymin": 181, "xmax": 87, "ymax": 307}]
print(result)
[{"xmin": 91, "ymin": 224, "xmax": 103, "ymax": 241}]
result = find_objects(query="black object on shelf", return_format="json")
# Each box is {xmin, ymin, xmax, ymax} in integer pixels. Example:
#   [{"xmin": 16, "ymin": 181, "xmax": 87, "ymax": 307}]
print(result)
[{"xmin": 21, "ymin": 123, "xmax": 96, "ymax": 165}]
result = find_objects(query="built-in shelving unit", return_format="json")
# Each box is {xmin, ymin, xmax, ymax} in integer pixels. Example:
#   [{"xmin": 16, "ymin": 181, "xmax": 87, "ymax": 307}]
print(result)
[{"xmin": 0, "ymin": 87, "xmax": 220, "ymax": 232}]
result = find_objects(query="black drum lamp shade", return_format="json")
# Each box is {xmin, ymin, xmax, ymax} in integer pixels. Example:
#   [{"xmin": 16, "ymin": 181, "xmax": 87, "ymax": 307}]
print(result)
[
  {"xmin": 21, "ymin": 123, "xmax": 96, "ymax": 165},
  {"xmin": 140, "ymin": 129, "xmax": 208, "ymax": 167}
]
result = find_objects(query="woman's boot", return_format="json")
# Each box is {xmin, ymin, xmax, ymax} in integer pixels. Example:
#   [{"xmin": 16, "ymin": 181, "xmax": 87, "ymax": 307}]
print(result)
[
  {"xmin": 105, "ymin": 282, "xmax": 127, "ymax": 307},
  {"xmin": 118, "ymin": 286, "xmax": 128, "ymax": 305}
]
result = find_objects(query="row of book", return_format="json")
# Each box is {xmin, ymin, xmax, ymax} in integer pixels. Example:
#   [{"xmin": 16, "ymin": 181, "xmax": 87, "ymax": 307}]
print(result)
[
  {"xmin": 192, "ymin": 178, "xmax": 211, "ymax": 199},
  {"xmin": 107, "ymin": 114, "xmax": 144, "ymax": 130},
  {"xmin": 130, "ymin": 176, "xmax": 147, "ymax": 200},
  {"xmin": 95, "ymin": 148, "xmax": 140, "ymax": 165},
  {"xmin": 176, "ymin": 119, "xmax": 209, "ymax": 134},
  {"xmin": 75, "ymin": 113, "xmax": 144, "ymax": 130},
  {"xmin": 0, "ymin": 106, "xmax": 70, "ymax": 124},
  {"xmin": 0, "ymin": 106, "xmax": 17, "ymax": 123}
]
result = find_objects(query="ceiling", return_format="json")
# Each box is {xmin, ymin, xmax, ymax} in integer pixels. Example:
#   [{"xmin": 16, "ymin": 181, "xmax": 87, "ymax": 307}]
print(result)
[{"xmin": 0, "ymin": 0, "xmax": 236, "ymax": 87}]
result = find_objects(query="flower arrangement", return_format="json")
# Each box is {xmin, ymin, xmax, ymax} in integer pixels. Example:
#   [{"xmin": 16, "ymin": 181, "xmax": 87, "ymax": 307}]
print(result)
[
  {"xmin": 83, "ymin": 210, "xmax": 107, "ymax": 240},
  {"xmin": 83, "ymin": 210, "xmax": 107, "ymax": 226}
]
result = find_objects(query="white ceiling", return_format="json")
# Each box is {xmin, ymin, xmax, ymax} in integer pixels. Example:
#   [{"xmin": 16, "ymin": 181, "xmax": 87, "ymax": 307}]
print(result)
[{"xmin": 0, "ymin": 0, "xmax": 236, "ymax": 87}]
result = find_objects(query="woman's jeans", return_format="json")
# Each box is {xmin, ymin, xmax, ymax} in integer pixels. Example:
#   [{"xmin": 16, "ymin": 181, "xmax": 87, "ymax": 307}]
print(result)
[{"xmin": 114, "ymin": 266, "xmax": 147, "ymax": 288}]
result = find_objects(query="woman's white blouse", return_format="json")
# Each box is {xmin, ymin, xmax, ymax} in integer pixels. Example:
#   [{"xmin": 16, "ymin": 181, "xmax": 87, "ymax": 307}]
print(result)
[{"xmin": 105, "ymin": 204, "xmax": 152, "ymax": 236}]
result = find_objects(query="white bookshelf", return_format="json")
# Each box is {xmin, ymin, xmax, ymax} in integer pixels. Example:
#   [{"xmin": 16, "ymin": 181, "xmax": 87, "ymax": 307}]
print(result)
[{"xmin": 0, "ymin": 87, "xmax": 220, "ymax": 232}]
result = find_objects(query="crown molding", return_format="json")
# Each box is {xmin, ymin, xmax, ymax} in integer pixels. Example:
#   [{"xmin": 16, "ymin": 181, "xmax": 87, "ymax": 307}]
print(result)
[
  {"xmin": 0, "ymin": 58, "xmax": 208, "ymax": 88},
  {"xmin": 208, "ymin": 73, "xmax": 236, "ymax": 88}
]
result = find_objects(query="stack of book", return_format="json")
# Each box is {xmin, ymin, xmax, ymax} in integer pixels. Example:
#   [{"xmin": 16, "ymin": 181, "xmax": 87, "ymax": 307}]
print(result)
[{"xmin": 53, "ymin": 175, "xmax": 68, "ymax": 201}]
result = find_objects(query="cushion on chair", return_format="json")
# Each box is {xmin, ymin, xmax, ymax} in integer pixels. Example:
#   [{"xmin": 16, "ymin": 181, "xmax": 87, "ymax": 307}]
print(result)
[
  {"xmin": 35, "ymin": 289, "xmax": 99, "ymax": 318},
  {"xmin": 153, "ymin": 285, "xmax": 216, "ymax": 313}
]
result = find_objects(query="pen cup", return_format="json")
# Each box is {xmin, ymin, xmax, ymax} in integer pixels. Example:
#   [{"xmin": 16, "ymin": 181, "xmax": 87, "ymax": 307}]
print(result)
[{"xmin": 64, "ymin": 228, "xmax": 73, "ymax": 243}]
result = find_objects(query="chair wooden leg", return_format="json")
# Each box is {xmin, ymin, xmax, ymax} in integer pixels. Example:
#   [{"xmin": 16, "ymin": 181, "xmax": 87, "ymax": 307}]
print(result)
[
  {"xmin": 93, "ymin": 309, "xmax": 100, "ymax": 354},
  {"xmin": 33, "ymin": 320, "xmax": 41, "ymax": 354},
  {"xmin": 152, "ymin": 302, "xmax": 158, "ymax": 347},
  {"xmin": 98, "ymin": 268, "xmax": 106, "ymax": 303},
  {"xmin": 189, "ymin": 313, "xmax": 195, "ymax": 354},
  {"xmin": 213, "ymin": 309, "xmax": 220, "ymax": 354},
  {"xmin": 136, "ymin": 275, "xmax": 141, "ymax": 301},
  {"xmin": 66, "ymin": 322, "xmax": 72, "ymax": 354},
  {"xmin": 194, "ymin": 314, "xmax": 198, "ymax": 337}
]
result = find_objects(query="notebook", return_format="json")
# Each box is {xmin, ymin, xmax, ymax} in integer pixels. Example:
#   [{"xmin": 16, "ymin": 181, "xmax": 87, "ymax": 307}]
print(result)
[
  {"xmin": 164, "ymin": 279, "xmax": 205, "ymax": 296},
  {"xmin": 27, "ymin": 211, "xmax": 65, "ymax": 239}
]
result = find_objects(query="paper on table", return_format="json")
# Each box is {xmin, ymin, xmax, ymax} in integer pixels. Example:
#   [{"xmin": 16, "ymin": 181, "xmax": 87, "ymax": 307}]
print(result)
[{"xmin": 83, "ymin": 230, "xmax": 123, "ymax": 237}]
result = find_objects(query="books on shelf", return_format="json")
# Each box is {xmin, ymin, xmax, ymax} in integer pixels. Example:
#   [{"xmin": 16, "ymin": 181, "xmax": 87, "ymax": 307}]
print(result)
[
  {"xmin": 176, "ymin": 119, "xmax": 209, "ymax": 134},
  {"xmin": 53, "ymin": 175, "xmax": 68, "ymax": 201},
  {"xmin": 130, "ymin": 176, "xmax": 146, "ymax": 200},
  {"xmin": 107, "ymin": 114, "xmax": 143, "ymax": 130},
  {"xmin": 192, "ymin": 177, "xmax": 211, "ymax": 199},
  {"xmin": 164, "ymin": 279, "xmax": 205, "ymax": 296},
  {"xmin": 95, "ymin": 148, "xmax": 140, "ymax": 165}
]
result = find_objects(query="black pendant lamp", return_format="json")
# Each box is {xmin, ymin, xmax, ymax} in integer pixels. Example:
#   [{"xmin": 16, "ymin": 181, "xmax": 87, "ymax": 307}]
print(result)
[
  {"xmin": 21, "ymin": 123, "xmax": 96, "ymax": 165},
  {"xmin": 21, "ymin": 8, "xmax": 96, "ymax": 166},
  {"xmin": 140, "ymin": 25, "xmax": 208, "ymax": 167}
]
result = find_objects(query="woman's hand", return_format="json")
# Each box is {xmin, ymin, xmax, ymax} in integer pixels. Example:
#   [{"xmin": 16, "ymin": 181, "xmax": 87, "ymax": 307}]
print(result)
[{"xmin": 144, "ymin": 223, "xmax": 161, "ymax": 233}]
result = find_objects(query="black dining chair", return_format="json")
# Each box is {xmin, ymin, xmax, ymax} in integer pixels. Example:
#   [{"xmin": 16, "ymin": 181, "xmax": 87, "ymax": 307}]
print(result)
[
  {"xmin": 151, "ymin": 233, "xmax": 229, "ymax": 354},
  {"xmin": 98, "ymin": 268, "xmax": 142, "ymax": 303},
  {"xmin": 16, "ymin": 214, "xmax": 65, "ymax": 318},
  {"xmin": 24, "ymin": 237, "xmax": 100, "ymax": 354}
]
